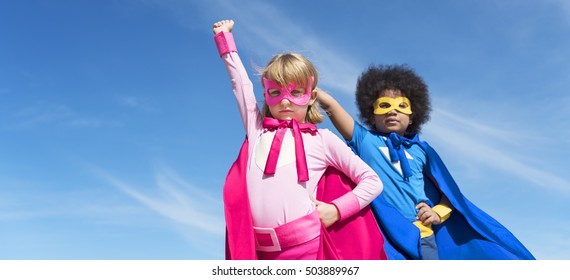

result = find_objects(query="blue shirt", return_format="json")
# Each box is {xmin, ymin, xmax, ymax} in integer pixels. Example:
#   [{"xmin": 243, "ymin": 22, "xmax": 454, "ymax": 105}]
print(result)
[{"xmin": 349, "ymin": 122, "xmax": 436, "ymax": 221}]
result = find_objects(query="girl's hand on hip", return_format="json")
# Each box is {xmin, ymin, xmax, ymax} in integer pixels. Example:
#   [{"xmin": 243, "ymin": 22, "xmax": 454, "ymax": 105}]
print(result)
[{"xmin": 310, "ymin": 196, "xmax": 340, "ymax": 228}]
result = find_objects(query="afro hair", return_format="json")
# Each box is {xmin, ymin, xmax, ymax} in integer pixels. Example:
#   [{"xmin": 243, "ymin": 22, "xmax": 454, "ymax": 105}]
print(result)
[{"xmin": 355, "ymin": 64, "xmax": 431, "ymax": 135}]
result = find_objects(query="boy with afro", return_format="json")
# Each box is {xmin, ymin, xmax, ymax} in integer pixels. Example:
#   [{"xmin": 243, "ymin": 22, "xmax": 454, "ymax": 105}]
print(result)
[{"xmin": 317, "ymin": 64, "xmax": 534, "ymax": 260}]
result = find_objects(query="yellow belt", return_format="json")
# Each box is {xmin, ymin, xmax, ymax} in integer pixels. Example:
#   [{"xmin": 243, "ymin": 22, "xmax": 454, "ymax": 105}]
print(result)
[
  {"xmin": 412, "ymin": 204, "xmax": 453, "ymax": 238},
  {"xmin": 413, "ymin": 221, "xmax": 434, "ymax": 238}
]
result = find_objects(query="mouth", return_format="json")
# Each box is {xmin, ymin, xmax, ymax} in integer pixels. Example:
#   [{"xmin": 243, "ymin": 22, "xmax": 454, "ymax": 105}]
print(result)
[{"xmin": 385, "ymin": 118, "xmax": 399, "ymax": 124}]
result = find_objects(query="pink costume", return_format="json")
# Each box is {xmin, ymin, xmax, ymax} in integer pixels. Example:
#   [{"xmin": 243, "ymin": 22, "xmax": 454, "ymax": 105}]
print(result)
[{"xmin": 216, "ymin": 31, "xmax": 386, "ymax": 260}]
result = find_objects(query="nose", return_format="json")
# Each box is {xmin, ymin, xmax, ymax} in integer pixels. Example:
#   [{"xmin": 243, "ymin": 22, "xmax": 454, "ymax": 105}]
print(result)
[{"xmin": 279, "ymin": 98, "xmax": 291, "ymax": 105}]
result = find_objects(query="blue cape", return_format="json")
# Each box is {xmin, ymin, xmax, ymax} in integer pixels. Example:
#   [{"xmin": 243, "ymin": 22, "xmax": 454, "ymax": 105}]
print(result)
[{"xmin": 372, "ymin": 140, "xmax": 535, "ymax": 260}]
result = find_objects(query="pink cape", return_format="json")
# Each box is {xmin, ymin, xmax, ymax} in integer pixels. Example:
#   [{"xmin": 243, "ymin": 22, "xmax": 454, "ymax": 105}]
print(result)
[{"xmin": 223, "ymin": 139, "xmax": 387, "ymax": 260}]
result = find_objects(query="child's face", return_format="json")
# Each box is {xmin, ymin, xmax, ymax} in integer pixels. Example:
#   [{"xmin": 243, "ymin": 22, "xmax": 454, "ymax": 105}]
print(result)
[
  {"xmin": 371, "ymin": 89, "xmax": 412, "ymax": 135},
  {"xmin": 265, "ymin": 79, "xmax": 316, "ymax": 122}
]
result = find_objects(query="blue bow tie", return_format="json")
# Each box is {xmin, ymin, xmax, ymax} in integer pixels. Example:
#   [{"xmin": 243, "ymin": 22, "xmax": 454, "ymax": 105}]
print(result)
[{"xmin": 384, "ymin": 132, "xmax": 419, "ymax": 180}]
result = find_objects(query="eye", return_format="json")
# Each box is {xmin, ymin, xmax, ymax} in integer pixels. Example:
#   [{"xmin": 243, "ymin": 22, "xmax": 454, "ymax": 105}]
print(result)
[
  {"xmin": 399, "ymin": 102, "xmax": 409, "ymax": 109},
  {"xmin": 379, "ymin": 102, "xmax": 391, "ymax": 109},
  {"xmin": 268, "ymin": 89, "xmax": 281, "ymax": 97},
  {"xmin": 290, "ymin": 89, "xmax": 306, "ymax": 97}
]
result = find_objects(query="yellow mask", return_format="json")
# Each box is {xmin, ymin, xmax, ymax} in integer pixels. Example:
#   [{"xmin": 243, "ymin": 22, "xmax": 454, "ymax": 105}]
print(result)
[{"xmin": 373, "ymin": 97, "xmax": 412, "ymax": 115}]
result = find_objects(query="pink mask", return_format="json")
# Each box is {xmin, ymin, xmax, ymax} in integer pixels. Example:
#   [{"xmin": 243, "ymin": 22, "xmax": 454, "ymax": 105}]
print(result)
[{"xmin": 263, "ymin": 76, "xmax": 314, "ymax": 106}]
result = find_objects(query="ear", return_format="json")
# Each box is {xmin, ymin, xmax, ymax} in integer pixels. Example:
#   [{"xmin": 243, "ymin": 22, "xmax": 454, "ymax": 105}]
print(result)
[{"xmin": 308, "ymin": 89, "xmax": 318, "ymax": 106}]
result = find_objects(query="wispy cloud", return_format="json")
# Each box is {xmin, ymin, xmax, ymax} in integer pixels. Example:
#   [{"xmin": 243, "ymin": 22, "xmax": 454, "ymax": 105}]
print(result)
[
  {"xmin": 524, "ymin": 217, "xmax": 570, "ymax": 259},
  {"xmin": 8, "ymin": 102, "xmax": 74, "ymax": 128},
  {"xmin": 92, "ymin": 165, "xmax": 224, "ymax": 235},
  {"xmin": 67, "ymin": 118, "xmax": 101, "ymax": 128},
  {"xmin": 430, "ymin": 108, "xmax": 526, "ymax": 145},
  {"xmin": 425, "ymin": 108, "xmax": 570, "ymax": 196},
  {"xmin": 0, "ymin": 178, "xmax": 141, "ymax": 223},
  {"xmin": 4, "ymin": 101, "xmax": 123, "ymax": 129},
  {"xmin": 118, "ymin": 96, "xmax": 158, "ymax": 112},
  {"xmin": 549, "ymin": 0, "xmax": 570, "ymax": 26}
]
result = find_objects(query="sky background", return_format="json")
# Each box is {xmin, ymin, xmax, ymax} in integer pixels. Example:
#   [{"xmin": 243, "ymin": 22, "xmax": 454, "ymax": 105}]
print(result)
[{"xmin": 1, "ymin": 0, "xmax": 569, "ymax": 260}]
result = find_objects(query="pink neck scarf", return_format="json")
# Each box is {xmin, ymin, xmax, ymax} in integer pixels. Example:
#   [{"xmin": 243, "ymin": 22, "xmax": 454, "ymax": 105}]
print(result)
[{"xmin": 262, "ymin": 117, "xmax": 317, "ymax": 182}]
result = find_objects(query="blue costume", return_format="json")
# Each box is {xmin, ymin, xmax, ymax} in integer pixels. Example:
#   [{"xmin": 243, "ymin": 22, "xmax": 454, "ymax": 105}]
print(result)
[{"xmin": 349, "ymin": 122, "xmax": 535, "ymax": 260}]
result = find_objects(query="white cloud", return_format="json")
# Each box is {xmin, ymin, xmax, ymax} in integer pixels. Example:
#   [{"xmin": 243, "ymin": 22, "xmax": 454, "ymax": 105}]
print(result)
[
  {"xmin": 0, "ymin": 179, "xmax": 142, "ymax": 224},
  {"xmin": 425, "ymin": 108, "xmax": 570, "ymax": 195},
  {"xmin": 522, "ymin": 218, "xmax": 570, "ymax": 259},
  {"xmin": 122, "ymin": 96, "xmax": 142, "ymax": 107},
  {"xmin": 119, "ymin": 96, "xmax": 158, "ymax": 112},
  {"xmin": 93, "ymin": 165, "xmax": 224, "ymax": 235},
  {"xmin": 549, "ymin": 0, "xmax": 570, "ymax": 25},
  {"xmin": 5, "ymin": 101, "xmax": 123, "ymax": 129},
  {"xmin": 9, "ymin": 103, "xmax": 73, "ymax": 128}
]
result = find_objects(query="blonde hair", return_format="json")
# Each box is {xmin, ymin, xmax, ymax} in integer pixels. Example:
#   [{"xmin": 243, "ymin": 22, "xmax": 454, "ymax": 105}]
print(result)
[{"xmin": 260, "ymin": 53, "xmax": 324, "ymax": 124}]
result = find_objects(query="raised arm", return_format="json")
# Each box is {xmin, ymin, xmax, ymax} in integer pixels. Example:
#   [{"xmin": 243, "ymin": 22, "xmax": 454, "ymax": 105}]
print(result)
[
  {"xmin": 213, "ymin": 20, "xmax": 261, "ymax": 136},
  {"xmin": 316, "ymin": 88, "xmax": 355, "ymax": 141}
]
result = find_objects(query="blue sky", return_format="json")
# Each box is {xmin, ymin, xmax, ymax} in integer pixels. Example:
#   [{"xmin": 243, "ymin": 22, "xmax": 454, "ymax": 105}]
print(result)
[{"xmin": 1, "ymin": 0, "xmax": 569, "ymax": 260}]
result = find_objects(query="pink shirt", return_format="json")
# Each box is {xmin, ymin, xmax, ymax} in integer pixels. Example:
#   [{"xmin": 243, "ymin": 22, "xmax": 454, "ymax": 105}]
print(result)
[{"xmin": 216, "ymin": 32, "xmax": 382, "ymax": 229}]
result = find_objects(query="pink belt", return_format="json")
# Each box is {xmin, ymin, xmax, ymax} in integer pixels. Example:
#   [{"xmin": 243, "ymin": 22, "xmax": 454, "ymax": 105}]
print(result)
[{"xmin": 253, "ymin": 211, "xmax": 321, "ymax": 252}]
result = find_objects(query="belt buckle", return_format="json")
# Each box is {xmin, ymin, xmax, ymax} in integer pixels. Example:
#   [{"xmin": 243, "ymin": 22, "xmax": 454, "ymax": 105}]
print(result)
[{"xmin": 253, "ymin": 227, "xmax": 281, "ymax": 252}]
